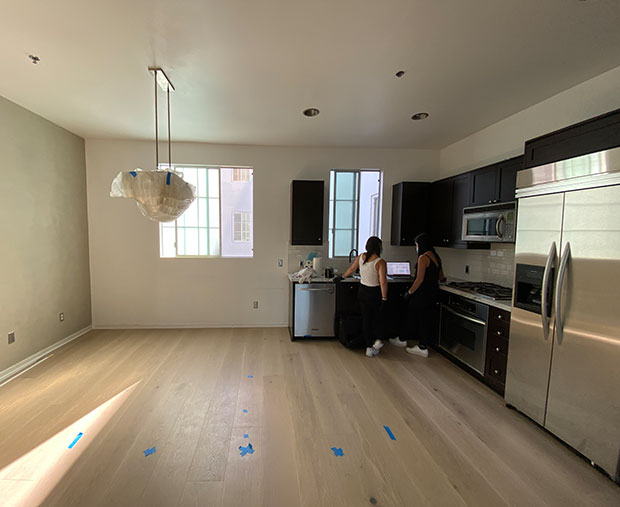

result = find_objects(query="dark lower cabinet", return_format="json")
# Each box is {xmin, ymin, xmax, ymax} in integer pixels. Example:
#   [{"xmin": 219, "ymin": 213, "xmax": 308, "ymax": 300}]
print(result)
[
  {"xmin": 391, "ymin": 182, "xmax": 431, "ymax": 245},
  {"xmin": 291, "ymin": 180, "xmax": 324, "ymax": 245},
  {"xmin": 484, "ymin": 306, "xmax": 511, "ymax": 396}
]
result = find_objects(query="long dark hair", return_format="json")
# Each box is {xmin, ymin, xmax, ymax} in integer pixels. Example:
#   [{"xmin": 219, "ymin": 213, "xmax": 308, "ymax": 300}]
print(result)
[
  {"xmin": 415, "ymin": 232, "xmax": 442, "ymax": 269},
  {"xmin": 362, "ymin": 236, "xmax": 382, "ymax": 262}
]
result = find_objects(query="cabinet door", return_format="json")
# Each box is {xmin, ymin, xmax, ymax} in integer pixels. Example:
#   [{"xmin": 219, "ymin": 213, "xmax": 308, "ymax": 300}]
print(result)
[
  {"xmin": 430, "ymin": 179, "xmax": 453, "ymax": 246},
  {"xmin": 449, "ymin": 174, "xmax": 472, "ymax": 245},
  {"xmin": 471, "ymin": 165, "xmax": 498, "ymax": 206},
  {"xmin": 391, "ymin": 182, "xmax": 430, "ymax": 245},
  {"xmin": 498, "ymin": 156, "xmax": 522, "ymax": 203},
  {"xmin": 291, "ymin": 180, "xmax": 324, "ymax": 245}
]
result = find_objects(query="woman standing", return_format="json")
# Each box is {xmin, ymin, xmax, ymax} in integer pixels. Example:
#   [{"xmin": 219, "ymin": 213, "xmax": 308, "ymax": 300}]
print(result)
[
  {"xmin": 341, "ymin": 236, "xmax": 388, "ymax": 357},
  {"xmin": 390, "ymin": 232, "xmax": 445, "ymax": 357}
]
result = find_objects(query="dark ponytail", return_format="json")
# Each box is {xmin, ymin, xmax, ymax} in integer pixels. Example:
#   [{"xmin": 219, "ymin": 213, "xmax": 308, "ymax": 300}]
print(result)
[
  {"xmin": 415, "ymin": 232, "xmax": 442, "ymax": 270},
  {"xmin": 362, "ymin": 236, "xmax": 382, "ymax": 262}
]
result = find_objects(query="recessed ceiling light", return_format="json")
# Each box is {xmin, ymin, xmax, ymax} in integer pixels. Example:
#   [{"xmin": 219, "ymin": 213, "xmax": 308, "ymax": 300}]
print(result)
[
  {"xmin": 411, "ymin": 112, "xmax": 429, "ymax": 120},
  {"xmin": 28, "ymin": 54, "xmax": 40, "ymax": 64},
  {"xmin": 303, "ymin": 108, "xmax": 320, "ymax": 117},
  {"xmin": 395, "ymin": 70, "xmax": 405, "ymax": 78}
]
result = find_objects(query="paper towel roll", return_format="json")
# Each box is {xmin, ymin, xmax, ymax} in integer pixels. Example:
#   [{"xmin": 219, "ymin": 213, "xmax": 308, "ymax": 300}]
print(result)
[{"xmin": 312, "ymin": 257, "xmax": 322, "ymax": 274}]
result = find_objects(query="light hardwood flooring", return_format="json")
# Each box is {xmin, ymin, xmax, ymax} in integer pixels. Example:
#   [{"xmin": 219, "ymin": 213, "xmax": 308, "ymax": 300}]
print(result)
[{"xmin": 0, "ymin": 328, "xmax": 618, "ymax": 506}]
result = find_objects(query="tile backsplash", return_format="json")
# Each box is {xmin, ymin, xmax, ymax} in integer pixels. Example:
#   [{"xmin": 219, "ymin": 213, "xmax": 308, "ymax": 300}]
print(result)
[{"xmin": 437, "ymin": 244, "xmax": 515, "ymax": 288}]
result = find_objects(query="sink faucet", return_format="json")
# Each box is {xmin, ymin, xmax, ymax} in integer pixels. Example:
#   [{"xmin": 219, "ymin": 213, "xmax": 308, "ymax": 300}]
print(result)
[{"xmin": 348, "ymin": 249, "xmax": 358, "ymax": 264}]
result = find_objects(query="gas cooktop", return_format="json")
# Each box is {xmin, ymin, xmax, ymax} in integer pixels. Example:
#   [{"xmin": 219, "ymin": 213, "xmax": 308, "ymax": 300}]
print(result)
[{"xmin": 447, "ymin": 281, "xmax": 513, "ymax": 301}]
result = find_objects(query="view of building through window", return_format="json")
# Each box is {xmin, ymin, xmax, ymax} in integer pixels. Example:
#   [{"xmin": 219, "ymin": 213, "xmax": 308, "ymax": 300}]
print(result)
[
  {"xmin": 160, "ymin": 166, "xmax": 253, "ymax": 258},
  {"xmin": 328, "ymin": 170, "xmax": 382, "ymax": 258}
]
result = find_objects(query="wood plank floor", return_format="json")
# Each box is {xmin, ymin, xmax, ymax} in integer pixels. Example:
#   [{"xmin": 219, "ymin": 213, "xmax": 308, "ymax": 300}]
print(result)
[{"xmin": 0, "ymin": 328, "xmax": 618, "ymax": 507}]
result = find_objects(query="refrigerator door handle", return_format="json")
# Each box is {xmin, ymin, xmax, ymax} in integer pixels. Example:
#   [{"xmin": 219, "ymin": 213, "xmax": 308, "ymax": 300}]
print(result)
[
  {"xmin": 541, "ymin": 241, "xmax": 557, "ymax": 340},
  {"xmin": 555, "ymin": 242, "xmax": 571, "ymax": 344}
]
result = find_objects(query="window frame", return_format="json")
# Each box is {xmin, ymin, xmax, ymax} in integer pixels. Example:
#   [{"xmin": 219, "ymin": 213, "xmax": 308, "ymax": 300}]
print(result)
[
  {"xmin": 328, "ymin": 169, "xmax": 383, "ymax": 259},
  {"xmin": 159, "ymin": 164, "xmax": 253, "ymax": 259}
]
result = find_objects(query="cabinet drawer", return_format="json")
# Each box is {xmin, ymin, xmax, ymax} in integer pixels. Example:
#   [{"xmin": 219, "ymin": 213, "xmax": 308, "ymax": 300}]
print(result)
[
  {"xmin": 487, "ymin": 323, "xmax": 509, "ymax": 341},
  {"xmin": 487, "ymin": 333, "xmax": 509, "ymax": 357},
  {"xmin": 486, "ymin": 353, "xmax": 508, "ymax": 385},
  {"xmin": 489, "ymin": 307, "xmax": 510, "ymax": 325}
]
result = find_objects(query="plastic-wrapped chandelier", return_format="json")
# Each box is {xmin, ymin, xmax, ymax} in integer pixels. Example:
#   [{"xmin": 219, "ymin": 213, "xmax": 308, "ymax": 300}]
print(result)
[{"xmin": 110, "ymin": 68, "xmax": 195, "ymax": 222}]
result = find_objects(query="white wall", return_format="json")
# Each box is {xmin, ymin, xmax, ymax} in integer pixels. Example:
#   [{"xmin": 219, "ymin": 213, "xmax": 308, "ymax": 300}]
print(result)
[
  {"xmin": 86, "ymin": 140, "xmax": 437, "ymax": 328},
  {"xmin": 439, "ymin": 65, "xmax": 620, "ymax": 178},
  {"xmin": 0, "ymin": 95, "xmax": 91, "ymax": 372}
]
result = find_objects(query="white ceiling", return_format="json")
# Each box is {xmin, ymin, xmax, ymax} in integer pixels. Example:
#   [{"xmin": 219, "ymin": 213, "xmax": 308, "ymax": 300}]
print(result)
[{"xmin": 1, "ymin": 0, "xmax": 620, "ymax": 149}]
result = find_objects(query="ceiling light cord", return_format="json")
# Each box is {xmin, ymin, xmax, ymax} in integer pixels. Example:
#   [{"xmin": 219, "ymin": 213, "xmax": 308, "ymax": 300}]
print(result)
[
  {"xmin": 154, "ymin": 71, "xmax": 159, "ymax": 169},
  {"xmin": 167, "ymin": 85, "xmax": 171, "ymax": 169}
]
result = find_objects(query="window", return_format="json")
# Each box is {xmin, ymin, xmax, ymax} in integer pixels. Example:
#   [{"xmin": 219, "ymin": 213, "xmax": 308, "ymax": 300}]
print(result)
[
  {"xmin": 160, "ymin": 166, "xmax": 253, "ymax": 258},
  {"xmin": 232, "ymin": 211, "xmax": 251, "ymax": 242},
  {"xmin": 328, "ymin": 170, "xmax": 382, "ymax": 257}
]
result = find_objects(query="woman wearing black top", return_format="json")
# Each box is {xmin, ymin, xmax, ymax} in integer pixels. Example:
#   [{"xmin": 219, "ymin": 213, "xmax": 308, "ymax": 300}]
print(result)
[{"xmin": 390, "ymin": 232, "xmax": 445, "ymax": 357}]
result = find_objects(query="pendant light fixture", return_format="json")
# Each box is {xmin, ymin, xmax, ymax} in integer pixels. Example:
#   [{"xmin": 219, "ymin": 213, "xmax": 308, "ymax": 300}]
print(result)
[{"xmin": 110, "ymin": 68, "xmax": 196, "ymax": 222}]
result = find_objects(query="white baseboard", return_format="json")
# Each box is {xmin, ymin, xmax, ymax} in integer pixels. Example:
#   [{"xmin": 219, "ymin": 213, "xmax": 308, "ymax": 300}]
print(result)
[
  {"xmin": 0, "ymin": 325, "xmax": 92, "ymax": 384},
  {"xmin": 93, "ymin": 324, "xmax": 288, "ymax": 330}
]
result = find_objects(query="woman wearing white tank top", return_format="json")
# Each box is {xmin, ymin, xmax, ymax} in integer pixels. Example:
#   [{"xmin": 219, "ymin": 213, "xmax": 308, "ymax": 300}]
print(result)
[{"xmin": 342, "ymin": 237, "xmax": 388, "ymax": 357}]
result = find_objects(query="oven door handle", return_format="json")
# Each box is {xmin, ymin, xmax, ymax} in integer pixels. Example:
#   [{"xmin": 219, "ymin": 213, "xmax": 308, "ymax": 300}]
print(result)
[
  {"xmin": 442, "ymin": 305, "xmax": 487, "ymax": 326},
  {"xmin": 541, "ymin": 241, "xmax": 556, "ymax": 340}
]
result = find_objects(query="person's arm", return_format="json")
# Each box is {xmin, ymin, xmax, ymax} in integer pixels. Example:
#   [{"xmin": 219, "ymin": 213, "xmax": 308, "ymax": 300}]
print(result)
[
  {"xmin": 342, "ymin": 255, "xmax": 360, "ymax": 278},
  {"xmin": 377, "ymin": 259, "xmax": 388, "ymax": 300},
  {"xmin": 407, "ymin": 255, "xmax": 430, "ymax": 295},
  {"xmin": 439, "ymin": 267, "xmax": 447, "ymax": 283}
]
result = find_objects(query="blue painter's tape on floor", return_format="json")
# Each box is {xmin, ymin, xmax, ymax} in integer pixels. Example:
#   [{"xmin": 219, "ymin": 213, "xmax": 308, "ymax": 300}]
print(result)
[
  {"xmin": 243, "ymin": 409, "xmax": 248, "ymax": 413},
  {"xmin": 144, "ymin": 446, "xmax": 156, "ymax": 457},
  {"xmin": 244, "ymin": 434, "xmax": 249, "ymax": 438},
  {"xmin": 331, "ymin": 447, "xmax": 344, "ymax": 457},
  {"xmin": 239, "ymin": 443, "xmax": 254, "ymax": 457},
  {"xmin": 384, "ymin": 425, "xmax": 397, "ymax": 440},
  {"xmin": 248, "ymin": 375, "xmax": 254, "ymax": 378},
  {"xmin": 68, "ymin": 432, "xmax": 84, "ymax": 449}
]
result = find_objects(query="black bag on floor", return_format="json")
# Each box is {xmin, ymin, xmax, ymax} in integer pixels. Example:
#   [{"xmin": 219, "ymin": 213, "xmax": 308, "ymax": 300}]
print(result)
[{"xmin": 336, "ymin": 314, "xmax": 365, "ymax": 349}]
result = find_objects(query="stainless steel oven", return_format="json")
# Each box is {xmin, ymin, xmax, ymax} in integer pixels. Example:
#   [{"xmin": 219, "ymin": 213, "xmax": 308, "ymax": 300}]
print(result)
[
  {"xmin": 462, "ymin": 202, "xmax": 516, "ymax": 243},
  {"xmin": 439, "ymin": 294, "xmax": 489, "ymax": 374}
]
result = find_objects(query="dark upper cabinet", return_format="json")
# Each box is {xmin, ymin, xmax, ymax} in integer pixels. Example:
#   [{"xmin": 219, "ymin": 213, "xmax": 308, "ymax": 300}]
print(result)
[
  {"xmin": 524, "ymin": 107, "xmax": 620, "ymax": 169},
  {"xmin": 291, "ymin": 180, "xmax": 324, "ymax": 245},
  {"xmin": 430, "ymin": 179, "xmax": 453, "ymax": 246},
  {"xmin": 390, "ymin": 182, "xmax": 430, "ymax": 246},
  {"xmin": 450, "ymin": 174, "xmax": 472, "ymax": 245},
  {"xmin": 470, "ymin": 155, "xmax": 523, "ymax": 206},
  {"xmin": 498, "ymin": 155, "xmax": 523, "ymax": 202}
]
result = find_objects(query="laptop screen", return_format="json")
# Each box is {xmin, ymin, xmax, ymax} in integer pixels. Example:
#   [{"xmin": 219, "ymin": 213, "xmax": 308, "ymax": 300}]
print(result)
[{"xmin": 387, "ymin": 262, "xmax": 411, "ymax": 276}]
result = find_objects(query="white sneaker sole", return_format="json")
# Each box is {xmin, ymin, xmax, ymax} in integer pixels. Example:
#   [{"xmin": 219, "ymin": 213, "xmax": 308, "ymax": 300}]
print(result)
[
  {"xmin": 372, "ymin": 340, "xmax": 384, "ymax": 350},
  {"xmin": 389, "ymin": 339, "xmax": 407, "ymax": 348},
  {"xmin": 366, "ymin": 347, "xmax": 380, "ymax": 357},
  {"xmin": 406, "ymin": 347, "xmax": 429, "ymax": 358}
]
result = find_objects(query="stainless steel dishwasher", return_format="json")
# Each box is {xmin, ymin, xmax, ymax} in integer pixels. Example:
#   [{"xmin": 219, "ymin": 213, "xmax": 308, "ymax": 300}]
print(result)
[{"xmin": 293, "ymin": 283, "xmax": 336, "ymax": 338}]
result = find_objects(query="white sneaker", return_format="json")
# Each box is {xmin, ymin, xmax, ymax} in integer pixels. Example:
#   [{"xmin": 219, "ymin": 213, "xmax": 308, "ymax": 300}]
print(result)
[
  {"xmin": 389, "ymin": 337, "xmax": 407, "ymax": 348},
  {"xmin": 406, "ymin": 345, "xmax": 429, "ymax": 358},
  {"xmin": 366, "ymin": 347, "xmax": 380, "ymax": 357},
  {"xmin": 372, "ymin": 339, "xmax": 384, "ymax": 350}
]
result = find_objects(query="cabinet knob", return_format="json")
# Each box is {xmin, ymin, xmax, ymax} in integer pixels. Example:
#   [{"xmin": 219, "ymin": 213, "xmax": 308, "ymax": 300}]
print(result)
[
  {"xmin": 494, "ymin": 369, "xmax": 499, "ymax": 375},
  {"xmin": 497, "ymin": 315, "xmax": 502, "ymax": 319},
  {"xmin": 495, "ymin": 347, "xmax": 500, "ymax": 352},
  {"xmin": 488, "ymin": 200, "xmax": 492, "ymax": 204}
]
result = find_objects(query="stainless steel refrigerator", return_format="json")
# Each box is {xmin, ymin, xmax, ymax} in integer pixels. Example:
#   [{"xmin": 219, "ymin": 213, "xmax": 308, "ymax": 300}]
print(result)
[{"xmin": 505, "ymin": 146, "xmax": 620, "ymax": 483}]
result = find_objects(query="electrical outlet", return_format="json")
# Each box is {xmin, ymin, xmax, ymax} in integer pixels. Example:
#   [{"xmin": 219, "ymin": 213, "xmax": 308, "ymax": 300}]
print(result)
[
  {"xmin": 465, "ymin": 265, "xmax": 470, "ymax": 274},
  {"xmin": 59, "ymin": 312, "xmax": 64, "ymax": 322},
  {"xmin": 253, "ymin": 301, "xmax": 259, "ymax": 309},
  {"xmin": 277, "ymin": 259, "xmax": 284, "ymax": 267},
  {"xmin": 8, "ymin": 332, "xmax": 15, "ymax": 344}
]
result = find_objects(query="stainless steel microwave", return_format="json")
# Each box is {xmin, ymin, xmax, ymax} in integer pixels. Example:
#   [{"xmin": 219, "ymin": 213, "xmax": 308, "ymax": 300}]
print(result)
[{"xmin": 462, "ymin": 202, "xmax": 516, "ymax": 243}]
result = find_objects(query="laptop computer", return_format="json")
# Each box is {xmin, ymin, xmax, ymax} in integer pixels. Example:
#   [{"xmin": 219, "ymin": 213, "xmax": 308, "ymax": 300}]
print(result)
[{"xmin": 386, "ymin": 261, "xmax": 412, "ymax": 278}]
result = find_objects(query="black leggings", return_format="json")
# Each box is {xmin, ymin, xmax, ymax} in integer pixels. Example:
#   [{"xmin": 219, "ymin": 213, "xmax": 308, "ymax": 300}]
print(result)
[
  {"xmin": 403, "ymin": 296, "xmax": 436, "ymax": 349},
  {"xmin": 358, "ymin": 284, "xmax": 384, "ymax": 348}
]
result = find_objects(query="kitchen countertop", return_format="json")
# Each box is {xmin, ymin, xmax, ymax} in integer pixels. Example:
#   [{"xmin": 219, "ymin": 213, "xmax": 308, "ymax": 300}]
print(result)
[
  {"xmin": 288, "ymin": 274, "xmax": 414, "ymax": 284},
  {"xmin": 439, "ymin": 284, "xmax": 512, "ymax": 312}
]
